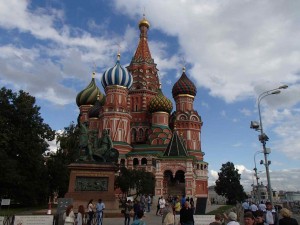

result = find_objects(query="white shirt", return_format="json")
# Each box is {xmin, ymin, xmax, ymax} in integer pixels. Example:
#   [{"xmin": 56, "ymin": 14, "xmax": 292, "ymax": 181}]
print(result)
[
  {"xmin": 242, "ymin": 202, "xmax": 249, "ymax": 210},
  {"xmin": 250, "ymin": 204, "xmax": 258, "ymax": 212},
  {"xmin": 159, "ymin": 198, "xmax": 166, "ymax": 209},
  {"xmin": 258, "ymin": 203, "xmax": 266, "ymax": 212},
  {"xmin": 88, "ymin": 203, "xmax": 94, "ymax": 212},
  {"xmin": 265, "ymin": 211, "xmax": 274, "ymax": 224}
]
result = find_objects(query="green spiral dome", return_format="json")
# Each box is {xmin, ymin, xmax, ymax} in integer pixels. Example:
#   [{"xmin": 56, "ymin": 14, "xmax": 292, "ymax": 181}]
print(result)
[{"xmin": 76, "ymin": 74, "xmax": 105, "ymax": 107}]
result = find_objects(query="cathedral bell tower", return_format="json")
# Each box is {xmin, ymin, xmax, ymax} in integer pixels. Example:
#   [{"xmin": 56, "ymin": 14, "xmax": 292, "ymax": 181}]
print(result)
[
  {"xmin": 171, "ymin": 67, "xmax": 203, "ymax": 160},
  {"xmin": 100, "ymin": 53, "xmax": 133, "ymax": 154},
  {"xmin": 127, "ymin": 15, "xmax": 160, "ymax": 144}
]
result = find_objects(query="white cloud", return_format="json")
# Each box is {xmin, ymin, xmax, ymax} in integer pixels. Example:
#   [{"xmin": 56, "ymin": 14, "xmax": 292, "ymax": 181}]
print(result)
[
  {"xmin": 210, "ymin": 165, "xmax": 300, "ymax": 192},
  {"xmin": 240, "ymin": 108, "xmax": 252, "ymax": 117}
]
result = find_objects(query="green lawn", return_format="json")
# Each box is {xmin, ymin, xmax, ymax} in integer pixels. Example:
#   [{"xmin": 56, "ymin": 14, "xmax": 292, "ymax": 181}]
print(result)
[{"xmin": 206, "ymin": 205, "xmax": 234, "ymax": 215}]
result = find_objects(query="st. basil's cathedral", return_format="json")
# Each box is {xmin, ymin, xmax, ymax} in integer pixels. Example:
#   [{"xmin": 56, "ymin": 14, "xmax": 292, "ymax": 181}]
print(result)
[{"xmin": 75, "ymin": 16, "xmax": 208, "ymax": 206}]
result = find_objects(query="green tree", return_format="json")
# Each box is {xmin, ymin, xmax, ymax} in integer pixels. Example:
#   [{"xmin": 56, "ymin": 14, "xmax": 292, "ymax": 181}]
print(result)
[
  {"xmin": 115, "ymin": 167, "xmax": 155, "ymax": 202},
  {"xmin": 215, "ymin": 161, "xmax": 247, "ymax": 205},
  {"xmin": 0, "ymin": 87, "xmax": 55, "ymax": 205},
  {"xmin": 46, "ymin": 122, "xmax": 79, "ymax": 198}
]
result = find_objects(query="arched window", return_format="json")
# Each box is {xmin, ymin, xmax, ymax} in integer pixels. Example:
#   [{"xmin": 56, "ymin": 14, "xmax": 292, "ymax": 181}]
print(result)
[
  {"xmin": 133, "ymin": 158, "xmax": 139, "ymax": 166},
  {"xmin": 141, "ymin": 158, "xmax": 147, "ymax": 165}
]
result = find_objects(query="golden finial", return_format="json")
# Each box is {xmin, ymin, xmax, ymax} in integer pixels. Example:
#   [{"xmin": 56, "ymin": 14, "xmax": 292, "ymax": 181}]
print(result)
[{"xmin": 139, "ymin": 12, "xmax": 150, "ymax": 28}]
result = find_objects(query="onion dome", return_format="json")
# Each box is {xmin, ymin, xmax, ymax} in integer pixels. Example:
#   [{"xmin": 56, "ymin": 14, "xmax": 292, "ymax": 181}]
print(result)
[
  {"xmin": 149, "ymin": 88, "xmax": 173, "ymax": 113},
  {"xmin": 76, "ymin": 72, "xmax": 105, "ymax": 107},
  {"xmin": 139, "ymin": 15, "xmax": 150, "ymax": 28},
  {"xmin": 172, "ymin": 67, "xmax": 197, "ymax": 98},
  {"xmin": 101, "ymin": 53, "xmax": 133, "ymax": 89},
  {"xmin": 88, "ymin": 95, "xmax": 103, "ymax": 118}
]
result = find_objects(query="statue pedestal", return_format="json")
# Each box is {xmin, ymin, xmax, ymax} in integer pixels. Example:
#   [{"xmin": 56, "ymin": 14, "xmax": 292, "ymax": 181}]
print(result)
[{"xmin": 65, "ymin": 163, "xmax": 119, "ymax": 210}]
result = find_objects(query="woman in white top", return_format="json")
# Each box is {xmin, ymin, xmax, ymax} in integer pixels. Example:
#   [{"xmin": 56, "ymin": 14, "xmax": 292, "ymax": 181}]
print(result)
[
  {"xmin": 87, "ymin": 199, "xmax": 94, "ymax": 225},
  {"xmin": 76, "ymin": 205, "xmax": 85, "ymax": 225},
  {"xmin": 63, "ymin": 204, "xmax": 75, "ymax": 225}
]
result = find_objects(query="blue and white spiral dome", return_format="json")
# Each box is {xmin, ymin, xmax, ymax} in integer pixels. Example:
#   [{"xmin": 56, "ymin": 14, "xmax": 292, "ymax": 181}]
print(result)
[{"xmin": 101, "ymin": 53, "xmax": 133, "ymax": 89}]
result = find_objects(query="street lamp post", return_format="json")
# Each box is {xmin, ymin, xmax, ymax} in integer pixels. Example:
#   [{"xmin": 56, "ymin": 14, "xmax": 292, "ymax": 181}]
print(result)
[
  {"xmin": 250, "ymin": 85, "xmax": 288, "ymax": 206},
  {"xmin": 254, "ymin": 151, "xmax": 262, "ymax": 203}
]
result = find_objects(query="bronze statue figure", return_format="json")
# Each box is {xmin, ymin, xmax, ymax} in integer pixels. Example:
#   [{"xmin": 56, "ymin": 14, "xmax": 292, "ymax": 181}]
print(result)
[{"xmin": 78, "ymin": 122, "xmax": 119, "ymax": 163}]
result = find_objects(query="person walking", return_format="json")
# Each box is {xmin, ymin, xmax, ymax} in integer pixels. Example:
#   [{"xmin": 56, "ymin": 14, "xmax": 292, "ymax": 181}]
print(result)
[
  {"xmin": 243, "ymin": 211, "xmax": 255, "ymax": 225},
  {"xmin": 156, "ymin": 197, "xmax": 161, "ymax": 216},
  {"xmin": 146, "ymin": 195, "xmax": 151, "ymax": 212},
  {"xmin": 226, "ymin": 212, "xmax": 240, "ymax": 225},
  {"xmin": 96, "ymin": 198, "xmax": 105, "ymax": 225},
  {"xmin": 264, "ymin": 202, "xmax": 277, "ymax": 225},
  {"xmin": 174, "ymin": 197, "xmax": 181, "ymax": 215},
  {"xmin": 124, "ymin": 199, "xmax": 133, "ymax": 225},
  {"xmin": 87, "ymin": 199, "xmax": 94, "ymax": 225},
  {"xmin": 242, "ymin": 200, "xmax": 250, "ymax": 213},
  {"xmin": 209, "ymin": 214, "xmax": 223, "ymax": 225},
  {"xmin": 162, "ymin": 204, "xmax": 175, "ymax": 225},
  {"xmin": 254, "ymin": 210, "xmax": 267, "ymax": 225},
  {"xmin": 133, "ymin": 200, "xmax": 142, "ymax": 220},
  {"xmin": 63, "ymin": 204, "xmax": 76, "ymax": 225},
  {"xmin": 131, "ymin": 210, "xmax": 146, "ymax": 225},
  {"xmin": 279, "ymin": 208, "xmax": 299, "ymax": 225},
  {"xmin": 179, "ymin": 201, "xmax": 194, "ymax": 225},
  {"xmin": 76, "ymin": 205, "xmax": 85, "ymax": 225},
  {"xmin": 258, "ymin": 201, "xmax": 266, "ymax": 212},
  {"xmin": 159, "ymin": 196, "xmax": 166, "ymax": 216},
  {"xmin": 250, "ymin": 202, "xmax": 258, "ymax": 213}
]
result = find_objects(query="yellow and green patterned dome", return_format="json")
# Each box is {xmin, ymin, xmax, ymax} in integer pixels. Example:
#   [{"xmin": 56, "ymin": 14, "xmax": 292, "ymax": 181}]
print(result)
[
  {"xmin": 149, "ymin": 88, "xmax": 173, "ymax": 114},
  {"xmin": 76, "ymin": 72, "xmax": 105, "ymax": 107}
]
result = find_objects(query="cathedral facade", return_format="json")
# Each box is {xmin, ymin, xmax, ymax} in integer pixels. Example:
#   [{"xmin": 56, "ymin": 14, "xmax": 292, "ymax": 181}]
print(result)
[{"xmin": 76, "ymin": 17, "xmax": 208, "ymax": 199}]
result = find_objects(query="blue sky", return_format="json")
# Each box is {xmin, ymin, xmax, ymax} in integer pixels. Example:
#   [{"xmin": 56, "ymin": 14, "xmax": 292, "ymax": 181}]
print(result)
[{"xmin": 0, "ymin": 0, "xmax": 300, "ymax": 192}]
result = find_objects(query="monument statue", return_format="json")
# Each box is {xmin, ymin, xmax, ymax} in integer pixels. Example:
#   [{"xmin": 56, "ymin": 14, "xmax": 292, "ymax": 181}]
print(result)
[
  {"xmin": 78, "ymin": 122, "xmax": 90, "ymax": 161},
  {"xmin": 78, "ymin": 122, "xmax": 119, "ymax": 163},
  {"xmin": 93, "ymin": 129, "xmax": 119, "ymax": 163}
]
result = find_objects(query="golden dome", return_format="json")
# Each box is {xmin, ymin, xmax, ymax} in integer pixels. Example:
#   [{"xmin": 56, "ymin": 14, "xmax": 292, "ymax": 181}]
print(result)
[{"xmin": 139, "ymin": 16, "xmax": 150, "ymax": 28}]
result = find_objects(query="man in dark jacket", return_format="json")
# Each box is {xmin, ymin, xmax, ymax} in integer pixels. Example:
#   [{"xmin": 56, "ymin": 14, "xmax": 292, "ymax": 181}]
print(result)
[{"xmin": 180, "ymin": 201, "xmax": 194, "ymax": 225}]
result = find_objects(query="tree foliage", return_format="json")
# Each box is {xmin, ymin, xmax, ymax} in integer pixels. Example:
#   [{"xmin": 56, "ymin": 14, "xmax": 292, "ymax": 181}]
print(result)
[
  {"xmin": 0, "ymin": 87, "xmax": 55, "ymax": 205},
  {"xmin": 215, "ymin": 161, "xmax": 247, "ymax": 204},
  {"xmin": 46, "ymin": 122, "xmax": 79, "ymax": 198},
  {"xmin": 115, "ymin": 167, "xmax": 155, "ymax": 201}
]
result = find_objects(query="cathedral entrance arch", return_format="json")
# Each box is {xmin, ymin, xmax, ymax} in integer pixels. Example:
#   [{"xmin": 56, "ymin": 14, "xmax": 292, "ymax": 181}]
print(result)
[{"xmin": 162, "ymin": 169, "xmax": 186, "ymax": 196}]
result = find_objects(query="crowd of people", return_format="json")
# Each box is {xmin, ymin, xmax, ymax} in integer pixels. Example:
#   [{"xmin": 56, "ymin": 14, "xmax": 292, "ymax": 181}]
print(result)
[
  {"xmin": 209, "ymin": 200, "xmax": 299, "ymax": 225},
  {"xmin": 120, "ymin": 194, "xmax": 196, "ymax": 225},
  {"xmin": 61, "ymin": 197, "xmax": 299, "ymax": 225},
  {"xmin": 62, "ymin": 198, "xmax": 105, "ymax": 225}
]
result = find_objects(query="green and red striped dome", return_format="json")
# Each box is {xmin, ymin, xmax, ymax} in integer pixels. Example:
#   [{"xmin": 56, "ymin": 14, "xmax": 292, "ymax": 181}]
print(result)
[{"xmin": 76, "ymin": 73, "xmax": 105, "ymax": 107}]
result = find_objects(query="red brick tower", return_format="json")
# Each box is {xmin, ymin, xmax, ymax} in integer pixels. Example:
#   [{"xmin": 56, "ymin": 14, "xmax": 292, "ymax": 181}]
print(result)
[
  {"xmin": 100, "ymin": 53, "xmax": 133, "ymax": 154},
  {"xmin": 171, "ymin": 67, "xmax": 208, "ymax": 199},
  {"xmin": 127, "ymin": 16, "xmax": 160, "ymax": 144}
]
